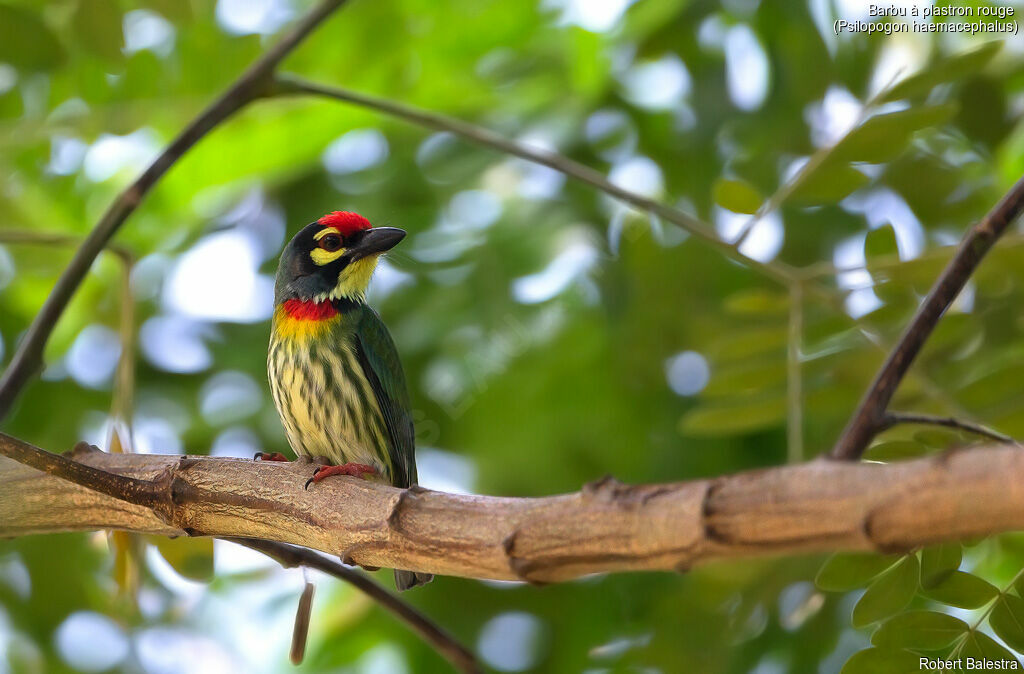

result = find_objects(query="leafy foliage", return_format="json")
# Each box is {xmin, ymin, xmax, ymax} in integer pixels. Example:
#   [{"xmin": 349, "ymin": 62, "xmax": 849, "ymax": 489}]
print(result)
[{"xmin": 0, "ymin": 0, "xmax": 1020, "ymax": 672}]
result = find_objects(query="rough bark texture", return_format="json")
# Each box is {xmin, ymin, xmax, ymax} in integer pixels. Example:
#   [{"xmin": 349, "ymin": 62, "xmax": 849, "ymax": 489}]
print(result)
[{"xmin": 4, "ymin": 447, "xmax": 1024, "ymax": 583}]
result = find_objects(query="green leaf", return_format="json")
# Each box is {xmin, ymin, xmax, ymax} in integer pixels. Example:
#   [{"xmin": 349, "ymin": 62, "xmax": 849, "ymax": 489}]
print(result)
[
  {"xmin": 709, "ymin": 326, "xmax": 789, "ymax": 359},
  {"xmin": 864, "ymin": 440, "xmax": 928, "ymax": 462},
  {"xmin": 723, "ymin": 289, "xmax": 789, "ymax": 317},
  {"xmin": 153, "ymin": 536, "xmax": 215, "ymax": 581},
  {"xmin": 833, "ymin": 105, "xmax": 958, "ymax": 163},
  {"xmin": 959, "ymin": 631, "xmax": 1018, "ymax": 663},
  {"xmin": 921, "ymin": 571, "xmax": 998, "ymax": 609},
  {"xmin": 0, "ymin": 4, "xmax": 65, "ymax": 71},
  {"xmin": 840, "ymin": 648, "xmax": 921, "ymax": 674},
  {"xmin": 712, "ymin": 178, "xmax": 762, "ymax": 215},
  {"xmin": 865, "ymin": 225, "xmax": 898, "ymax": 266},
  {"xmin": 990, "ymin": 595, "xmax": 1024, "ymax": 653},
  {"xmin": 871, "ymin": 611, "xmax": 968, "ymax": 650},
  {"xmin": 678, "ymin": 395, "xmax": 786, "ymax": 436},
  {"xmin": 913, "ymin": 428, "xmax": 962, "ymax": 450},
  {"xmin": 140, "ymin": 0, "xmax": 193, "ymax": 23},
  {"xmin": 920, "ymin": 543, "xmax": 962, "ymax": 589},
  {"xmin": 700, "ymin": 361, "xmax": 786, "ymax": 397},
  {"xmin": 852, "ymin": 555, "xmax": 919, "ymax": 628},
  {"xmin": 72, "ymin": 0, "xmax": 124, "ymax": 62},
  {"xmin": 789, "ymin": 163, "xmax": 869, "ymax": 205},
  {"xmin": 816, "ymin": 553, "xmax": 900, "ymax": 592},
  {"xmin": 882, "ymin": 42, "xmax": 1003, "ymax": 102}
]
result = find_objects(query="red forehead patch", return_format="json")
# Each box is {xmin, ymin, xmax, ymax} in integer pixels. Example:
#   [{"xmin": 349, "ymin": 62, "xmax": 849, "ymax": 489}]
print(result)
[{"xmin": 318, "ymin": 211, "xmax": 372, "ymax": 236}]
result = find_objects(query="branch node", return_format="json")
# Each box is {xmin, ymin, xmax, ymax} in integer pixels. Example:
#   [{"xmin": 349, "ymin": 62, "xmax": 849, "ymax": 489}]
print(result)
[
  {"xmin": 500, "ymin": 529, "xmax": 544, "ymax": 585},
  {"xmin": 700, "ymin": 480, "xmax": 731, "ymax": 545},
  {"xmin": 387, "ymin": 487, "xmax": 421, "ymax": 532},
  {"xmin": 68, "ymin": 441, "xmax": 101, "ymax": 458},
  {"xmin": 583, "ymin": 474, "xmax": 630, "ymax": 503}
]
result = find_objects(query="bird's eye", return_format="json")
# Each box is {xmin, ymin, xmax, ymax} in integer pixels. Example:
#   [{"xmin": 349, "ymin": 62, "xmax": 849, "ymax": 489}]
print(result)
[{"xmin": 318, "ymin": 233, "xmax": 343, "ymax": 252}]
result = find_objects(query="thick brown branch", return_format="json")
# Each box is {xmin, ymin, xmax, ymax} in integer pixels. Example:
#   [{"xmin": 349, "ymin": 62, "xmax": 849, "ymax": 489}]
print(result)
[
  {"xmin": 6, "ymin": 446, "xmax": 1024, "ymax": 582},
  {"xmin": 832, "ymin": 175, "xmax": 1024, "ymax": 460},
  {"xmin": 0, "ymin": 435, "xmax": 476, "ymax": 669},
  {"xmin": 0, "ymin": 0, "xmax": 348, "ymax": 421}
]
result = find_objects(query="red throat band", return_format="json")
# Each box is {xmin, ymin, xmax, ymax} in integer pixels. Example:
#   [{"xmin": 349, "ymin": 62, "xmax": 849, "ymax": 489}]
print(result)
[{"xmin": 281, "ymin": 299, "xmax": 339, "ymax": 321}]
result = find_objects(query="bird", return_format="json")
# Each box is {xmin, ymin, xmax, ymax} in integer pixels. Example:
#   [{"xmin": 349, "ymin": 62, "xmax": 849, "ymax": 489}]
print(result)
[{"xmin": 266, "ymin": 210, "xmax": 432, "ymax": 591}]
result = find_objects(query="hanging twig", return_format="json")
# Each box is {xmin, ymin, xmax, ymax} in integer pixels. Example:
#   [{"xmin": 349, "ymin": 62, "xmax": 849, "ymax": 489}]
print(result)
[
  {"xmin": 787, "ymin": 282, "xmax": 804, "ymax": 464},
  {"xmin": 231, "ymin": 539, "xmax": 480, "ymax": 674}
]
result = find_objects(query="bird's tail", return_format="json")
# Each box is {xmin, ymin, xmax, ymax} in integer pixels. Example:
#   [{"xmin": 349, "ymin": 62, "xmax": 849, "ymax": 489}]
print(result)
[{"xmin": 394, "ymin": 569, "xmax": 433, "ymax": 591}]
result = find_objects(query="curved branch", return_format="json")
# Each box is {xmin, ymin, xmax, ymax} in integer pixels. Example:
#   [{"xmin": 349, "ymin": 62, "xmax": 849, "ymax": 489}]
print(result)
[
  {"xmin": 878, "ymin": 412, "xmax": 1018, "ymax": 447},
  {"xmin": 271, "ymin": 74, "xmax": 799, "ymax": 286},
  {"xmin": 0, "ymin": 0, "xmax": 348, "ymax": 421},
  {"xmin": 7, "ymin": 443, "xmax": 1024, "ymax": 582},
  {"xmin": 832, "ymin": 175, "xmax": 1024, "ymax": 460},
  {"xmin": 228, "ymin": 539, "xmax": 480, "ymax": 674}
]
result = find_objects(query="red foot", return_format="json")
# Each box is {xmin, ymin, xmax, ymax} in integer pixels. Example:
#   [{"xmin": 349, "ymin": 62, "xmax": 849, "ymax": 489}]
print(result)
[
  {"xmin": 254, "ymin": 452, "xmax": 289, "ymax": 462},
  {"xmin": 304, "ymin": 463, "xmax": 377, "ymax": 489}
]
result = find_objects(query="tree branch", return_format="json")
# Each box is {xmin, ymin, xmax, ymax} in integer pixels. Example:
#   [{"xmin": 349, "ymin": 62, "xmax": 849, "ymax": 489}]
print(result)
[
  {"xmin": 226, "ymin": 539, "xmax": 480, "ymax": 674},
  {"xmin": 0, "ymin": 435, "xmax": 477, "ymax": 671},
  {"xmin": 270, "ymin": 74, "xmax": 799, "ymax": 286},
  {"xmin": 7, "ymin": 442, "xmax": 1024, "ymax": 582},
  {"xmin": 878, "ymin": 412, "xmax": 1018, "ymax": 447},
  {"xmin": 0, "ymin": 0, "xmax": 348, "ymax": 422},
  {"xmin": 831, "ymin": 175, "xmax": 1024, "ymax": 460}
]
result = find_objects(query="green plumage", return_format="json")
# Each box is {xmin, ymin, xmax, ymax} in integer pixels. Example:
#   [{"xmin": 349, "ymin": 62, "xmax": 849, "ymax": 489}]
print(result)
[
  {"xmin": 269, "ymin": 217, "xmax": 429, "ymax": 590},
  {"xmin": 268, "ymin": 306, "xmax": 415, "ymax": 488}
]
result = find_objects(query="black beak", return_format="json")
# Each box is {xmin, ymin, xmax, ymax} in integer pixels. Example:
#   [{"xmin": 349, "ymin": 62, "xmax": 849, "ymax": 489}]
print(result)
[{"xmin": 349, "ymin": 227, "xmax": 406, "ymax": 260}]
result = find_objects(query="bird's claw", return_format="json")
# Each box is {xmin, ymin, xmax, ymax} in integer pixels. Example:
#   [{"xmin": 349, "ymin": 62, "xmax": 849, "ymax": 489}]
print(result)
[
  {"xmin": 254, "ymin": 452, "xmax": 289, "ymax": 462},
  {"xmin": 304, "ymin": 463, "xmax": 378, "ymax": 490}
]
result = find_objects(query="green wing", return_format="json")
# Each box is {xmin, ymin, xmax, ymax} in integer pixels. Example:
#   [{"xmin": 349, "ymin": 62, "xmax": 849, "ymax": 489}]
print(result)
[{"xmin": 354, "ymin": 307, "xmax": 417, "ymax": 487}]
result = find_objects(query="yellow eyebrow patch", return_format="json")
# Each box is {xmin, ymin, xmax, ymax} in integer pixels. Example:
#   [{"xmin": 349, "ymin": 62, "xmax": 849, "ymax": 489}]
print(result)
[
  {"xmin": 311, "ymin": 247, "xmax": 347, "ymax": 265},
  {"xmin": 310, "ymin": 227, "xmax": 347, "ymax": 265}
]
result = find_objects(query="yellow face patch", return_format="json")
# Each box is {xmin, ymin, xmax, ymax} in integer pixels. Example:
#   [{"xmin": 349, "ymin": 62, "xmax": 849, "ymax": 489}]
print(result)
[
  {"xmin": 306, "ymin": 227, "xmax": 382, "ymax": 300},
  {"xmin": 333, "ymin": 255, "xmax": 380, "ymax": 300}
]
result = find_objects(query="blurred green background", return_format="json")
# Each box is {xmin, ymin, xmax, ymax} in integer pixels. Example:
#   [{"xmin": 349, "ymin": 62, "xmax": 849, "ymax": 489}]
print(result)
[{"xmin": 1, "ymin": 0, "xmax": 1024, "ymax": 671}]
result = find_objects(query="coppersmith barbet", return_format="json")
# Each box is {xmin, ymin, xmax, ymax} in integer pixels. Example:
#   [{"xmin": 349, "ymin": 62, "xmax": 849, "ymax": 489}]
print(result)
[{"xmin": 267, "ymin": 211, "xmax": 431, "ymax": 591}]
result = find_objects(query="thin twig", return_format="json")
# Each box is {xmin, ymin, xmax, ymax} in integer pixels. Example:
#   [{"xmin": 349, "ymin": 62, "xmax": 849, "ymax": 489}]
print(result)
[
  {"xmin": 0, "ymin": 0, "xmax": 348, "ymax": 421},
  {"xmin": 229, "ymin": 539, "xmax": 480, "ymax": 674},
  {"xmin": 832, "ymin": 175, "xmax": 1024, "ymax": 460},
  {"xmin": 111, "ymin": 252, "xmax": 136, "ymax": 446},
  {"xmin": 732, "ymin": 70, "xmax": 903, "ymax": 249},
  {"xmin": 270, "ymin": 74, "xmax": 982, "ymax": 434},
  {"xmin": 879, "ymin": 412, "xmax": 1019, "ymax": 447},
  {"xmin": 787, "ymin": 282, "xmax": 803, "ymax": 464},
  {"xmin": 949, "ymin": 565, "xmax": 1024, "ymax": 660},
  {"xmin": 271, "ymin": 74, "xmax": 800, "ymax": 287}
]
